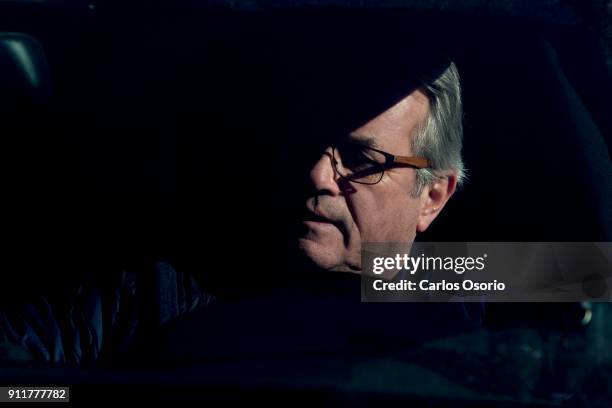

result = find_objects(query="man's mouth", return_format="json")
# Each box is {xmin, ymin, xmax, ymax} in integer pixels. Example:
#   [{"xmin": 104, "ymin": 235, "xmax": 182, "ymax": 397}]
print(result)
[
  {"xmin": 300, "ymin": 199, "xmax": 352, "ymax": 241},
  {"xmin": 304, "ymin": 210, "xmax": 333, "ymax": 224},
  {"xmin": 303, "ymin": 202, "xmax": 336, "ymax": 225},
  {"xmin": 300, "ymin": 208, "xmax": 341, "ymax": 243}
]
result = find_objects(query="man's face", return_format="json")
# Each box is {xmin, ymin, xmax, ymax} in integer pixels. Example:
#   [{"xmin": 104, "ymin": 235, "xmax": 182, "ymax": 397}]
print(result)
[{"xmin": 298, "ymin": 88, "xmax": 454, "ymax": 272}]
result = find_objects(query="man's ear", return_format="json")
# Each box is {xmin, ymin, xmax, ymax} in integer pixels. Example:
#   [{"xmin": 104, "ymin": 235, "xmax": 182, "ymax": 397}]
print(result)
[{"xmin": 416, "ymin": 173, "xmax": 457, "ymax": 233}]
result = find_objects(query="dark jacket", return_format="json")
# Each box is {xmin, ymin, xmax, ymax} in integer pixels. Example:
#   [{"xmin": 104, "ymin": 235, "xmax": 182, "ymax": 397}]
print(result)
[
  {"xmin": 0, "ymin": 263, "xmax": 484, "ymax": 367},
  {"xmin": 0, "ymin": 261, "xmax": 214, "ymax": 366}
]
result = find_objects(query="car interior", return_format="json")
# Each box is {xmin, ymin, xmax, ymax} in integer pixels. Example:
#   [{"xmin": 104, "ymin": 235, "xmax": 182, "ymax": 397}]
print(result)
[{"xmin": 1, "ymin": 0, "xmax": 611, "ymax": 405}]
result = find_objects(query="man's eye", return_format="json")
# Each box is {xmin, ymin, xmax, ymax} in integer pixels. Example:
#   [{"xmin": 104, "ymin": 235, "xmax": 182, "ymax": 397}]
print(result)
[{"xmin": 342, "ymin": 147, "xmax": 378, "ymax": 171}]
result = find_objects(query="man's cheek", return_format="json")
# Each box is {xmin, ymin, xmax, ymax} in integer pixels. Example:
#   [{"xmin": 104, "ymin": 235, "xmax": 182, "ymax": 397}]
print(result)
[
  {"xmin": 352, "ymin": 213, "xmax": 388, "ymax": 243},
  {"xmin": 348, "ymin": 195, "xmax": 386, "ymax": 239},
  {"xmin": 365, "ymin": 206, "xmax": 416, "ymax": 242},
  {"xmin": 358, "ymin": 216, "xmax": 389, "ymax": 242}
]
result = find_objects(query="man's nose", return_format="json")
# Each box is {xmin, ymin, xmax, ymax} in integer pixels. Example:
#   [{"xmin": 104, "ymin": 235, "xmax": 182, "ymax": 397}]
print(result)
[{"xmin": 309, "ymin": 147, "xmax": 341, "ymax": 195}]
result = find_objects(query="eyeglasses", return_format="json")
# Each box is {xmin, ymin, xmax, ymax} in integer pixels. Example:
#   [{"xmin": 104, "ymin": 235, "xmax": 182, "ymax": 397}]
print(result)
[{"xmin": 331, "ymin": 139, "xmax": 430, "ymax": 185}]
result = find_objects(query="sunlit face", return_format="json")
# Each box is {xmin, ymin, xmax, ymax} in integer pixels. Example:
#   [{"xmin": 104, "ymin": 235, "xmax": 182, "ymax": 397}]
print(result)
[{"xmin": 298, "ymin": 88, "xmax": 455, "ymax": 272}]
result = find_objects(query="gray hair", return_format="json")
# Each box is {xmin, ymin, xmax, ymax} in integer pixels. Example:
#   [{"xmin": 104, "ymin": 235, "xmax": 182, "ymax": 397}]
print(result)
[{"xmin": 410, "ymin": 61, "xmax": 465, "ymax": 197}]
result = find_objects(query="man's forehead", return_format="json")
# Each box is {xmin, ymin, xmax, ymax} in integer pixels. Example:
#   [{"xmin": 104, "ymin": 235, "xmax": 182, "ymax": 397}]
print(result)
[{"xmin": 345, "ymin": 89, "xmax": 429, "ymax": 149}]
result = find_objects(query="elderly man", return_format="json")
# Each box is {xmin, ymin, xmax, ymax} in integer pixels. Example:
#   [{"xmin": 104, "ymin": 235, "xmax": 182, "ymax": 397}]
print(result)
[
  {"xmin": 0, "ymin": 37, "xmax": 474, "ymax": 365},
  {"xmin": 299, "ymin": 63, "xmax": 464, "ymax": 274}
]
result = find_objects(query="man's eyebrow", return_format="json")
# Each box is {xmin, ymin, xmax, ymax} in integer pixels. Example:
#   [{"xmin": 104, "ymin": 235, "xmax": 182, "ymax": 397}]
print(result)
[{"xmin": 347, "ymin": 134, "xmax": 379, "ymax": 149}]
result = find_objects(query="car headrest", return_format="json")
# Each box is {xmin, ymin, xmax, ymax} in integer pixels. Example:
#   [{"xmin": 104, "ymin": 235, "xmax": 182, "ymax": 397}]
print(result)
[{"xmin": 421, "ymin": 35, "xmax": 612, "ymax": 242}]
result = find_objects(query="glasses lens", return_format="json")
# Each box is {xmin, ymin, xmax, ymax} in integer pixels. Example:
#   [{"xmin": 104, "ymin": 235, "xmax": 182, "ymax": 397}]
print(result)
[{"xmin": 333, "ymin": 142, "xmax": 386, "ymax": 184}]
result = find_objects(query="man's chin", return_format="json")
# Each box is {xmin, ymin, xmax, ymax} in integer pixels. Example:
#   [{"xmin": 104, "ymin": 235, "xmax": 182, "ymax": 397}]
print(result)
[
  {"xmin": 297, "ymin": 237, "xmax": 343, "ymax": 271},
  {"xmin": 297, "ymin": 237, "xmax": 362, "ymax": 274}
]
